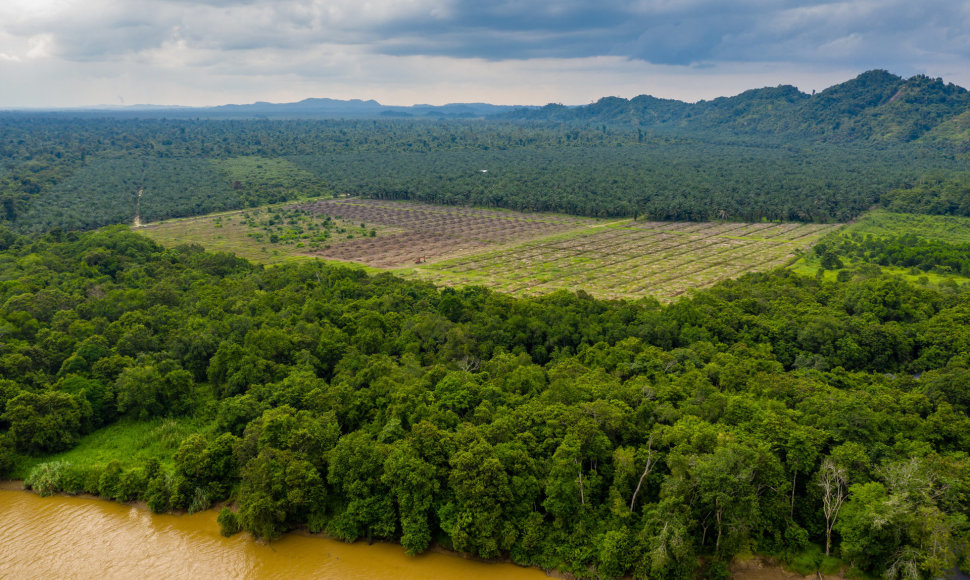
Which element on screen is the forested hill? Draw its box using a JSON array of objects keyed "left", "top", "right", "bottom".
[{"left": 501, "top": 70, "right": 970, "bottom": 144}]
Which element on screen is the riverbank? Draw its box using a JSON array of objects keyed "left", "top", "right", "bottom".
[
  {"left": 1, "top": 482, "right": 854, "bottom": 580},
  {"left": 0, "top": 487, "right": 550, "bottom": 579},
  {"left": 730, "top": 556, "right": 844, "bottom": 580}
]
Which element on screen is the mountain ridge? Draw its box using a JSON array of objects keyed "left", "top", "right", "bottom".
[
  {"left": 6, "top": 70, "right": 969, "bottom": 145},
  {"left": 499, "top": 70, "right": 970, "bottom": 144}
]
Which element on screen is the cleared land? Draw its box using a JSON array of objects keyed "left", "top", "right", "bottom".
[
  {"left": 137, "top": 204, "right": 395, "bottom": 266},
  {"left": 140, "top": 198, "right": 839, "bottom": 301},
  {"left": 409, "top": 220, "right": 839, "bottom": 300},
  {"left": 292, "top": 198, "right": 600, "bottom": 268}
]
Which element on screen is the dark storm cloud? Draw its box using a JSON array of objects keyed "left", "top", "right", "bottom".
[
  {"left": 371, "top": 0, "right": 970, "bottom": 66},
  {"left": 3, "top": 0, "right": 967, "bottom": 69}
]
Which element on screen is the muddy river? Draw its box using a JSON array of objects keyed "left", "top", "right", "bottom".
[{"left": 0, "top": 488, "right": 547, "bottom": 579}]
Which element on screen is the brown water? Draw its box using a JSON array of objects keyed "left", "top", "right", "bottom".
[{"left": 0, "top": 488, "right": 548, "bottom": 579}]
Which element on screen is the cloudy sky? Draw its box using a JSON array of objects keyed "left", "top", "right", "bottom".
[{"left": 1, "top": 0, "right": 968, "bottom": 108}]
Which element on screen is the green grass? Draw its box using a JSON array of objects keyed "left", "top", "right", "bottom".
[
  {"left": 791, "top": 259, "right": 970, "bottom": 288},
  {"left": 137, "top": 199, "right": 390, "bottom": 270},
  {"left": 9, "top": 415, "right": 214, "bottom": 479}
]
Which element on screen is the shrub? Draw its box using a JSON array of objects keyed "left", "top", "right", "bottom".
[
  {"left": 0, "top": 435, "right": 13, "bottom": 477},
  {"left": 218, "top": 507, "right": 241, "bottom": 537},
  {"left": 145, "top": 472, "right": 173, "bottom": 513},
  {"left": 117, "top": 468, "right": 148, "bottom": 502},
  {"left": 98, "top": 460, "right": 123, "bottom": 498},
  {"left": 25, "top": 461, "right": 69, "bottom": 496}
]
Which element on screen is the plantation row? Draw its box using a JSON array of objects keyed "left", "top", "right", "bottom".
[
  {"left": 293, "top": 198, "right": 602, "bottom": 268},
  {"left": 415, "top": 222, "right": 839, "bottom": 301}
]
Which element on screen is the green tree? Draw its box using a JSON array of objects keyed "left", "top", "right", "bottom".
[
  {"left": 2, "top": 390, "right": 87, "bottom": 453},
  {"left": 327, "top": 432, "right": 395, "bottom": 542},
  {"left": 238, "top": 448, "right": 325, "bottom": 540},
  {"left": 382, "top": 440, "right": 439, "bottom": 554},
  {"left": 443, "top": 440, "right": 512, "bottom": 558}
]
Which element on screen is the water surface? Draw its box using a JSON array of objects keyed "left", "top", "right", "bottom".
[{"left": 0, "top": 489, "right": 547, "bottom": 579}]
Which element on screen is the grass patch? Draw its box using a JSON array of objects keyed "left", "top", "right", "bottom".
[
  {"left": 217, "top": 156, "right": 330, "bottom": 201},
  {"left": 10, "top": 415, "right": 214, "bottom": 479},
  {"left": 137, "top": 199, "right": 390, "bottom": 268}
]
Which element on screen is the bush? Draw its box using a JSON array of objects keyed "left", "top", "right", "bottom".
[
  {"left": 189, "top": 486, "right": 212, "bottom": 514},
  {"left": 59, "top": 463, "right": 99, "bottom": 494},
  {"left": 98, "top": 460, "right": 123, "bottom": 498},
  {"left": 24, "top": 460, "right": 69, "bottom": 496},
  {"left": 790, "top": 545, "right": 824, "bottom": 576},
  {"left": 145, "top": 473, "right": 173, "bottom": 513},
  {"left": 705, "top": 560, "right": 731, "bottom": 580},
  {"left": 218, "top": 507, "right": 241, "bottom": 537},
  {"left": 117, "top": 468, "right": 148, "bottom": 502},
  {"left": 819, "top": 556, "right": 843, "bottom": 575}
]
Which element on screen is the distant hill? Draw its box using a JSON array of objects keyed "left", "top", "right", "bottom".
[
  {"left": 30, "top": 99, "right": 530, "bottom": 120},
  {"left": 10, "top": 70, "right": 969, "bottom": 145},
  {"left": 207, "top": 98, "right": 526, "bottom": 119},
  {"left": 499, "top": 70, "right": 970, "bottom": 144}
]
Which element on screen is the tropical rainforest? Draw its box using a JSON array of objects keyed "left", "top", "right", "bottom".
[{"left": 1, "top": 70, "right": 969, "bottom": 579}]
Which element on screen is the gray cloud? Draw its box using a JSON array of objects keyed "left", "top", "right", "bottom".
[
  {"left": 0, "top": 0, "right": 968, "bottom": 107},
  {"left": 371, "top": 0, "right": 970, "bottom": 67},
  {"left": 3, "top": 0, "right": 968, "bottom": 66}
]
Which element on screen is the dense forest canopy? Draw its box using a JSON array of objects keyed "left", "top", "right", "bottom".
[{"left": 0, "top": 227, "right": 967, "bottom": 579}]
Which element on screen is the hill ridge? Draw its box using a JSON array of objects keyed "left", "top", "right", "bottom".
[{"left": 499, "top": 70, "right": 970, "bottom": 144}]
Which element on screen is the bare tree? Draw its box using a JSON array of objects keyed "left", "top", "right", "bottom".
[
  {"left": 575, "top": 458, "right": 585, "bottom": 505},
  {"left": 630, "top": 434, "right": 655, "bottom": 512},
  {"left": 818, "top": 458, "right": 848, "bottom": 557}
]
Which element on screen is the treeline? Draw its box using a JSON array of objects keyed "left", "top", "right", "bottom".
[
  {"left": 881, "top": 172, "right": 970, "bottom": 217},
  {"left": 1, "top": 227, "right": 968, "bottom": 578},
  {"left": 16, "top": 157, "right": 331, "bottom": 233},
  {"left": 1, "top": 115, "right": 967, "bottom": 231}
]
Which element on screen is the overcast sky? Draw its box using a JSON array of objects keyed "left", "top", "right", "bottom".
[{"left": 1, "top": 0, "right": 968, "bottom": 108}]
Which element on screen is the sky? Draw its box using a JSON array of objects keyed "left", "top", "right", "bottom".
[{"left": 0, "top": 0, "right": 968, "bottom": 108}]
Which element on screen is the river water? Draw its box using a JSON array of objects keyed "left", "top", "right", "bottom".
[{"left": 0, "top": 488, "right": 547, "bottom": 579}]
